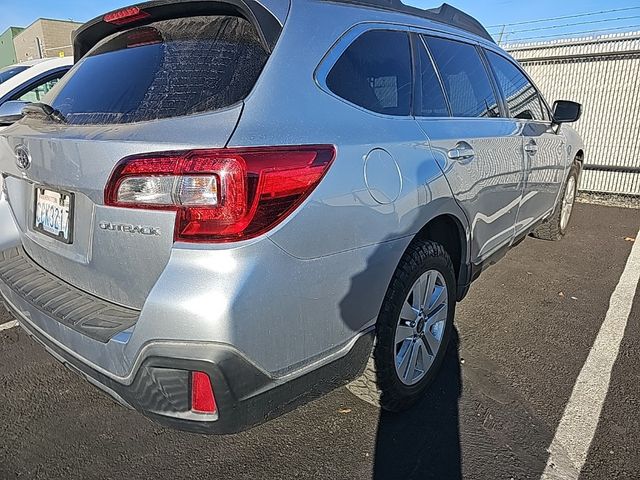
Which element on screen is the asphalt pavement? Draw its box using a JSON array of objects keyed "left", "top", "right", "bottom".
[{"left": 0, "top": 203, "right": 639, "bottom": 480}]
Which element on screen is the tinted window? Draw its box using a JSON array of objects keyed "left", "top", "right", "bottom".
[
  {"left": 49, "top": 16, "right": 269, "bottom": 125},
  {"left": 416, "top": 39, "right": 449, "bottom": 117},
  {"left": 327, "top": 30, "right": 412, "bottom": 116},
  {"left": 485, "top": 51, "right": 545, "bottom": 121},
  {"left": 0, "top": 65, "right": 29, "bottom": 85},
  {"left": 424, "top": 36, "right": 500, "bottom": 118}
]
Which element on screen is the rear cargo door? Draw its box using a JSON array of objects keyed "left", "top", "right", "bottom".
[{"left": 0, "top": 14, "right": 272, "bottom": 309}]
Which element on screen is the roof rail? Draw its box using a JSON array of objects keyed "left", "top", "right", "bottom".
[{"left": 322, "top": 1, "right": 495, "bottom": 43}]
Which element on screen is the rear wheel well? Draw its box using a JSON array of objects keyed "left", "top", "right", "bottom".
[{"left": 412, "top": 215, "right": 466, "bottom": 286}]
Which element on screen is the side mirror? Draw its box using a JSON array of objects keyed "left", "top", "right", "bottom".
[
  {"left": 0, "top": 100, "right": 30, "bottom": 126},
  {"left": 553, "top": 100, "right": 582, "bottom": 125}
]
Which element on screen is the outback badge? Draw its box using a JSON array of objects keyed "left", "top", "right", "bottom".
[{"left": 99, "top": 222, "right": 161, "bottom": 236}]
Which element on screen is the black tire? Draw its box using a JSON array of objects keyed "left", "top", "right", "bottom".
[
  {"left": 348, "top": 240, "right": 456, "bottom": 412},
  {"left": 532, "top": 162, "right": 580, "bottom": 241}
]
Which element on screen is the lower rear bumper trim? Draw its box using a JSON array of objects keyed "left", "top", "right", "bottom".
[{"left": 8, "top": 300, "right": 373, "bottom": 434}]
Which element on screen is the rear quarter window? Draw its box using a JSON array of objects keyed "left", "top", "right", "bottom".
[
  {"left": 326, "top": 30, "right": 413, "bottom": 116},
  {"left": 49, "top": 16, "right": 269, "bottom": 125}
]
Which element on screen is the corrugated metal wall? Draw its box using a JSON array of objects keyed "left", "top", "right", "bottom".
[{"left": 507, "top": 33, "right": 640, "bottom": 196}]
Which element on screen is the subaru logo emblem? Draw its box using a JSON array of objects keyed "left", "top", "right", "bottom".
[{"left": 15, "top": 144, "right": 31, "bottom": 171}]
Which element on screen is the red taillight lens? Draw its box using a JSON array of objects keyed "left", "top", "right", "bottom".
[
  {"left": 105, "top": 146, "right": 336, "bottom": 243},
  {"left": 191, "top": 371, "right": 217, "bottom": 414},
  {"left": 104, "top": 6, "right": 150, "bottom": 25}
]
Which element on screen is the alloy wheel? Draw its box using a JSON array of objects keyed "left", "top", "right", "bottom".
[
  {"left": 394, "top": 270, "right": 448, "bottom": 386},
  {"left": 560, "top": 176, "right": 577, "bottom": 232}
]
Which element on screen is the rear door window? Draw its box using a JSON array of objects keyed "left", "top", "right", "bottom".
[
  {"left": 49, "top": 16, "right": 269, "bottom": 125},
  {"left": 424, "top": 36, "right": 500, "bottom": 118},
  {"left": 485, "top": 50, "right": 546, "bottom": 121},
  {"left": 326, "top": 30, "right": 412, "bottom": 116},
  {"left": 415, "top": 37, "right": 449, "bottom": 117}
]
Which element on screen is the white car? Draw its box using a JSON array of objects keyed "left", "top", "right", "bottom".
[
  {"left": 0, "top": 57, "right": 72, "bottom": 193},
  {"left": 0, "top": 57, "right": 73, "bottom": 128}
]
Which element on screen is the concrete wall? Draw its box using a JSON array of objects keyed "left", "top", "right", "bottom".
[
  {"left": 0, "top": 27, "right": 24, "bottom": 68},
  {"left": 508, "top": 32, "right": 640, "bottom": 196},
  {"left": 13, "top": 19, "right": 81, "bottom": 62}
]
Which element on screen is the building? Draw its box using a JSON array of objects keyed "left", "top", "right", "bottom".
[
  {"left": 13, "top": 19, "right": 83, "bottom": 63},
  {"left": 507, "top": 32, "right": 640, "bottom": 196},
  {"left": 0, "top": 27, "right": 24, "bottom": 68}
]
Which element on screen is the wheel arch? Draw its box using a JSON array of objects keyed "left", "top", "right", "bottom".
[{"left": 408, "top": 212, "right": 470, "bottom": 302}]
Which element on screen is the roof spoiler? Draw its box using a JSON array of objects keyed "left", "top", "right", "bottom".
[
  {"left": 324, "top": 1, "right": 495, "bottom": 43},
  {"left": 73, "top": 0, "right": 285, "bottom": 60}
]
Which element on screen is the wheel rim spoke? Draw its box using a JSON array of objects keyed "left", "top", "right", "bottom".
[
  {"left": 423, "top": 271, "right": 437, "bottom": 307},
  {"left": 426, "top": 304, "right": 447, "bottom": 329},
  {"left": 424, "top": 328, "right": 441, "bottom": 355},
  {"left": 395, "top": 325, "right": 414, "bottom": 346},
  {"left": 427, "top": 285, "right": 446, "bottom": 313},
  {"left": 416, "top": 337, "right": 432, "bottom": 374},
  {"left": 412, "top": 276, "right": 427, "bottom": 310},
  {"left": 400, "top": 301, "right": 418, "bottom": 322},
  {"left": 396, "top": 340, "right": 414, "bottom": 381},
  {"left": 405, "top": 340, "right": 421, "bottom": 383}
]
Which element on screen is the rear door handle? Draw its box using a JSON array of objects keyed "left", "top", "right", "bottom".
[
  {"left": 524, "top": 142, "right": 539, "bottom": 155},
  {"left": 448, "top": 145, "right": 475, "bottom": 161}
]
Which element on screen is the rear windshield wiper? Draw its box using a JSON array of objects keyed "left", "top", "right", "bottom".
[{"left": 22, "top": 102, "right": 67, "bottom": 124}]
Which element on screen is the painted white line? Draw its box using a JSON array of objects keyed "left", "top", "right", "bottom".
[
  {"left": 542, "top": 230, "right": 640, "bottom": 480},
  {"left": 0, "top": 320, "right": 18, "bottom": 332}
]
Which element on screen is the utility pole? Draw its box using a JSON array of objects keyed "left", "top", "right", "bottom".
[{"left": 497, "top": 25, "right": 506, "bottom": 45}]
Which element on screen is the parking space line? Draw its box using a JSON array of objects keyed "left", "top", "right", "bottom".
[
  {"left": 542, "top": 230, "right": 640, "bottom": 480},
  {"left": 0, "top": 320, "right": 18, "bottom": 332}
]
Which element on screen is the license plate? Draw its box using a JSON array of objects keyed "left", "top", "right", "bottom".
[{"left": 33, "top": 187, "right": 74, "bottom": 244}]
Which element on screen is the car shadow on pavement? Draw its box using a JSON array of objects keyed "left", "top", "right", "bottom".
[{"left": 372, "top": 329, "right": 462, "bottom": 480}]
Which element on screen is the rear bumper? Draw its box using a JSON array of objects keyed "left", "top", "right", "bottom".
[
  {"left": 5, "top": 295, "right": 372, "bottom": 434},
  {"left": 0, "top": 193, "right": 380, "bottom": 433},
  {"left": 0, "top": 247, "right": 139, "bottom": 342}
]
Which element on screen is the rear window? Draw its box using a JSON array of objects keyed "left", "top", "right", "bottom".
[
  {"left": 0, "top": 65, "right": 29, "bottom": 85},
  {"left": 49, "top": 16, "right": 269, "bottom": 125}
]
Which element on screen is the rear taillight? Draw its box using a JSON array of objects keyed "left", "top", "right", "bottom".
[{"left": 104, "top": 146, "right": 336, "bottom": 243}]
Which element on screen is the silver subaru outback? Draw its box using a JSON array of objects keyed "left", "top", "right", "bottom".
[{"left": 0, "top": 0, "right": 584, "bottom": 433}]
